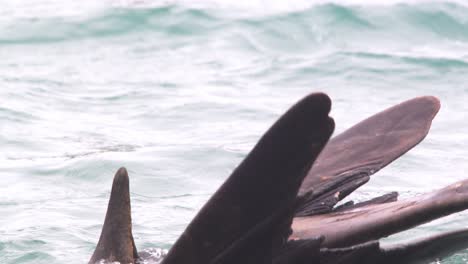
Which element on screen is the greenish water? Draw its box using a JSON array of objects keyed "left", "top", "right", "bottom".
[{"left": 1, "top": 0, "right": 468, "bottom": 263}]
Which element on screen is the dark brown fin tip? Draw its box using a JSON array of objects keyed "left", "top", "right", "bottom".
[
  {"left": 418, "top": 95, "right": 441, "bottom": 110},
  {"left": 408, "top": 95, "right": 441, "bottom": 123},
  {"left": 114, "top": 167, "right": 129, "bottom": 185},
  {"left": 89, "top": 167, "right": 138, "bottom": 264}
]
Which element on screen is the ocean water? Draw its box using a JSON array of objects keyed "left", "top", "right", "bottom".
[{"left": 1, "top": 0, "right": 468, "bottom": 263}]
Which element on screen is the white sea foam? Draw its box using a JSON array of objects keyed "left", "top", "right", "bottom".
[{"left": 1, "top": 0, "right": 468, "bottom": 19}]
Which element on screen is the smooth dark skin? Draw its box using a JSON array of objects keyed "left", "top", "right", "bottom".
[
  {"left": 162, "top": 93, "right": 334, "bottom": 264},
  {"left": 89, "top": 93, "right": 335, "bottom": 264},
  {"left": 89, "top": 167, "right": 137, "bottom": 264},
  {"left": 295, "top": 96, "right": 441, "bottom": 216},
  {"left": 89, "top": 94, "right": 468, "bottom": 264},
  {"left": 292, "top": 178, "right": 468, "bottom": 247}
]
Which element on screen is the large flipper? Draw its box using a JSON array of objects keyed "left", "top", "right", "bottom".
[
  {"left": 296, "top": 96, "right": 440, "bottom": 216},
  {"left": 291, "top": 178, "right": 468, "bottom": 248},
  {"left": 161, "top": 93, "right": 335, "bottom": 264},
  {"left": 89, "top": 167, "right": 138, "bottom": 264}
]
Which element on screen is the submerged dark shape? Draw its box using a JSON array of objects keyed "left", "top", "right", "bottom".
[{"left": 89, "top": 93, "right": 468, "bottom": 264}]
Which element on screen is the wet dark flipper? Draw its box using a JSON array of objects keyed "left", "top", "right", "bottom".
[
  {"left": 292, "top": 178, "right": 468, "bottom": 248},
  {"left": 297, "top": 96, "right": 440, "bottom": 216},
  {"left": 162, "top": 93, "right": 335, "bottom": 264}
]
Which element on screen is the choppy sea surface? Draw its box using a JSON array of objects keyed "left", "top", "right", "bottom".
[{"left": 1, "top": 0, "right": 468, "bottom": 263}]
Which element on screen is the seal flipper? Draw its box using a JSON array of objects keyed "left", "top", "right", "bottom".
[
  {"left": 296, "top": 96, "right": 440, "bottom": 216},
  {"left": 162, "top": 93, "right": 334, "bottom": 264},
  {"left": 291, "top": 178, "right": 468, "bottom": 248},
  {"left": 89, "top": 167, "right": 138, "bottom": 264}
]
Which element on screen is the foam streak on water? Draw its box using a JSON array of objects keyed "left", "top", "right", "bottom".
[{"left": 1, "top": 1, "right": 468, "bottom": 263}]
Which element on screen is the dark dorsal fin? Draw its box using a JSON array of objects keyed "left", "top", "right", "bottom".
[
  {"left": 296, "top": 96, "right": 440, "bottom": 216},
  {"left": 89, "top": 167, "right": 138, "bottom": 264},
  {"left": 291, "top": 178, "right": 468, "bottom": 248},
  {"left": 161, "top": 93, "right": 334, "bottom": 264}
]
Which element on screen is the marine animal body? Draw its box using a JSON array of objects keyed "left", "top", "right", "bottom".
[{"left": 89, "top": 93, "right": 468, "bottom": 264}]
